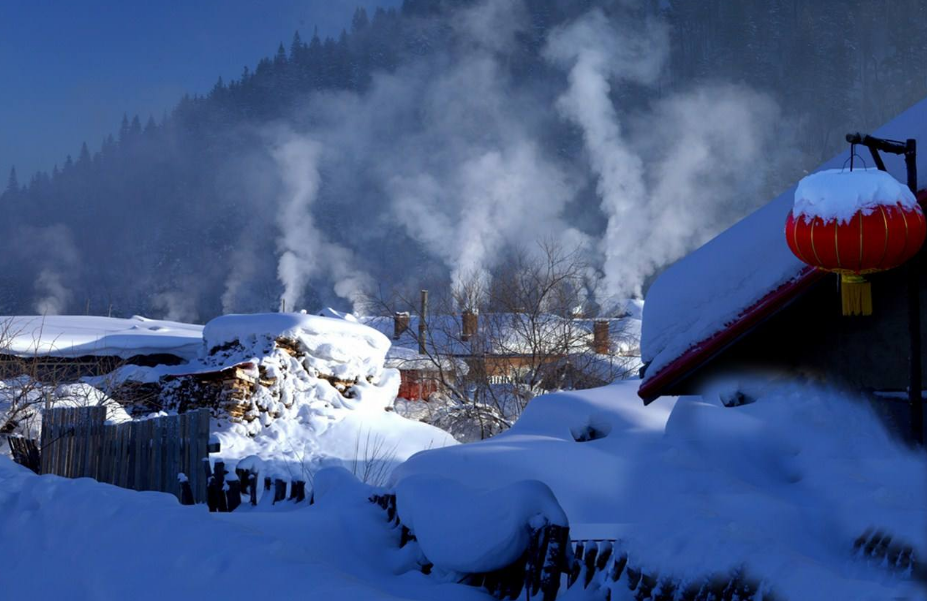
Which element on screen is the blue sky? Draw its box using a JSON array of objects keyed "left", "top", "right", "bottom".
[{"left": 0, "top": 0, "right": 400, "bottom": 182}]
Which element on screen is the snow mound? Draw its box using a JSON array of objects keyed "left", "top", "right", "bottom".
[
  {"left": 191, "top": 314, "right": 457, "bottom": 482},
  {"left": 0, "top": 315, "right": 203, "bottom": 360},
  {"left": 396, "top": 476, "right": 567, "bottom": 574},
  {"left": 794, "top": 168, "right": 916, "bottom": 223},
  {"left": 0, "top": 458, "right": 484, "bottom": 600},
  {"left": 394, "top": 379, "right": 926, "bottom": 600},
  {"left": 203, "top": 313, "right": 390, "bottom": 381}
]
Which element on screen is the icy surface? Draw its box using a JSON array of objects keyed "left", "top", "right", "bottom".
[
  {"left": 394, "top": 379, "right": 926, "bottom": 600},
  {"left": 0, "top": 315, "right": 203, "bottom": 360},
  {"left": 643, "top": 98, "right": 927, "bottom": 383},
  {"left": 396, "top": 476, "right": 567, "bottom": 573},
  {"left": 794, "top": 168, "right": 916, "bottom": 223}
]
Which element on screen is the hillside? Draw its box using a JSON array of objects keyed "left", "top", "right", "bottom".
[{"left": 2, "top": 0, "right": 927, "bottom": 320}]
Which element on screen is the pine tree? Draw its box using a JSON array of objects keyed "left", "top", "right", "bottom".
[
  {"left": 290, "top": 31, "right": 304, "bottom": 61},
  {"left": 78, "top": 142, "right": 92, "bottom": 168},
  {"left": 118, "top": 113, "right": 130, "bottom": 143},
  {"left": 352, "top": 7, "right": 369, "bottom": 33},
  {"left": 130, "top": 115, "right": 142, "bottom": 136},
  {"left": 5, "top": 166, "right": 18, "bottom": 195}
]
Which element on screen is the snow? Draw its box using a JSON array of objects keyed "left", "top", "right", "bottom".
[
  {"left": 0, "top": 315, "right": 203, "bottom": 360},
  {"left": 204, "top": 312, "right": 390, "bottom": 381},
  {"left": 393, "top": 379, "right": 926, "bottom": 600},
  {"left": 794, "top": 167, "right": 916, "bottom": 223},
  {"left": 0, "top": 458, "right": 489, "bottom": 601},
  {"left": 215, "top": 399, "right": 457, "bottom": 485},
  {"left": 189, "top": 312, "right": 457, "bottom": 482},
  {"left": 395, "top": 476, "right": 567, "bottom": 573}
]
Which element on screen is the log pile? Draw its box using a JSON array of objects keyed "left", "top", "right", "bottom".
[{"left": 161, "top": 365, "right": 256, "bottom": 420}]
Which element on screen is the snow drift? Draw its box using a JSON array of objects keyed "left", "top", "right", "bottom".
[{"left": 393, "top": 379, "right": 926, "bottom": 600}]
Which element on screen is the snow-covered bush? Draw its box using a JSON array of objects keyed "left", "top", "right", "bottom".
[{"left": 0, "top": 379, "right": 128, "bottom": 448}]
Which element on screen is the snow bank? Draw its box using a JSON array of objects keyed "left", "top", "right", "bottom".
[
  {"left": 396, "top": 476, "right": 567, "bottom": 573},
  {"left": 0, "top": 315, "right": 203, "bottom": 360},
  {"left": 643, "top": 97, "right": 927, "bottom": 384},
  {"left": 394, "top": 379, "right": 926, "bottom": 600},
  {"left": 204, "top": 313, "right": 390, "bottom": 381},
  {"left": 215, "top": 396, "right": 456, "bottom": 484},
  {"left": 794, "top": 168, "right": 916, "bottom": 223},
  {"left": 0, "top": 458, "right": 485, "bottom": 601}
]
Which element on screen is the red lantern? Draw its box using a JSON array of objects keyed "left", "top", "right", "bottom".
[{"left": 785, "top": 197, "right": 926, "bottom": 316}]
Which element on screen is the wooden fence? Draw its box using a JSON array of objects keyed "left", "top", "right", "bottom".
[
  {"left": 369, "top": 494, "right": 776, "bottom": 601},
  {"left": 40, "top": 407, "right": 211, "bottom": 504}
]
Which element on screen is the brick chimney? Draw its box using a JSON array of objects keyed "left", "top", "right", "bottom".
[
  {"left": 461, "top": 310, "right": 478, "bottom": 342},
  {"left": 393, "top": 312, "right": 410, "bottom": 340},
  {"left": 593, "top": 320, "right": 610, "bottom": 354}
]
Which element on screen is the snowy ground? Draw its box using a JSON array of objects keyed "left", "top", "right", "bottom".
[
  {"left": 2, "top": 311, "right": 924, "bottom": 600},
  {"left": 1, "top": 377, "right": 924, "bottom": 599},
  {"left": 395, "top": 378, "right": 927, "bottom": 600},
  {"left": 0, "top": 457, "right": 490, "bottom": 601}
]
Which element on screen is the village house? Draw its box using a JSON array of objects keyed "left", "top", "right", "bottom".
[
  {"left": 639, "top": 97, "right": 927, "bottom": 442},
  {"left": 362, "top": 303, "right": 642, "bottom": 401},
  {"left": 0, "top": 315, "right": 202, "bottom": 381}
]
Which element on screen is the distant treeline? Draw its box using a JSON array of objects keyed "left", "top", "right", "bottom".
[{"left": 2, "top": 0, "right": 925, "bottom": 319}]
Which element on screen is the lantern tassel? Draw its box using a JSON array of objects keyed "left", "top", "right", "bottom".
[{"left": 841, "top": 274, "right": 872, "bottom": 316}]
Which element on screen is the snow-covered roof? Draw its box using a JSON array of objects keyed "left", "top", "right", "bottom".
[
  {"left": 0, "top": 315, "right": 203, "bottom": 360},
  {"left": 640, "top": 97, "right": 927, "bottom": 400},
  {"left": 361, "top": 311, "right": 641, "bottom": 359}
]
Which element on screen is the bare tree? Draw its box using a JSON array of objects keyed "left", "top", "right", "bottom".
[
  {"left": 0, "top": 317, "right": 126, "bottom": 446},
  {"left": 369, "top": 240, "right": 639, "bottom": 440}
]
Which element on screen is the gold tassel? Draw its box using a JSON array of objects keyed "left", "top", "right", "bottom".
[{"left": 841, "top": 274, "right": 872, "bottom": 316}]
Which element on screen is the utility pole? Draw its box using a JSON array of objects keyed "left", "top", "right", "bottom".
[{"left": 419, "top": 289, "right": 428, "bottom": 355}]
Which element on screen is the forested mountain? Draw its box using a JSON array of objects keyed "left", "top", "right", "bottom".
[{"left": 3, "top": 0, "right": 926, "bottom": 321}]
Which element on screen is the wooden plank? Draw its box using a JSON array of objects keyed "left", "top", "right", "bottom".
[
  {"left": 75, "top": 408, "right": 85, "bottom": 478},
  {"left": 52, "top": 409, "right": 61, "bottom": 476},
  {"left": 183, "top": 413, "right": 192, "bottom": 498},
  {"left": 99, "top": 425, "right": 109, "bottom": 484},
  {"left": 148, "top": 418, "right": 157, "bottom": 492},
  {"left": 197, "top": 410, "right": 209, "bottom": 504},
  {"left": 63, "top": 409, "right": 73, "bottom": 478},
  {"left": 39, "top": 408, "right": 49, "bottom": 475},
  {"left": 91, "top": 406, "right": 104, "bottom": 480},
  {"left": 119, "top": 422, "right": 129, "bottom": 488},
  {"left": 152, "top": 418, "right": 163, "bottom": 493},
  {"left": 167, "top": 415, "right": 179, "bottom": 499},
  {"left": 112, "top": 423, "right": 121, "bottom": 487},
  {"left": 54, "top": 409, "right": 64, "bottom": 476},
  {"left": 57, "top": 409, "right": 66, "bottom": 478},
  {"left": 39, "top": 409, "right": 50, "bottom": 475}
]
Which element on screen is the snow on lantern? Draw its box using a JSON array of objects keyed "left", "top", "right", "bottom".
[{"left": 785, "top": 168, "right": 926, "bottom": 316}]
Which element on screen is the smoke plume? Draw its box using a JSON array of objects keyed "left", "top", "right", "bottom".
[{"left": 5, "top": 0, "right": 796, "bottom": 319}]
